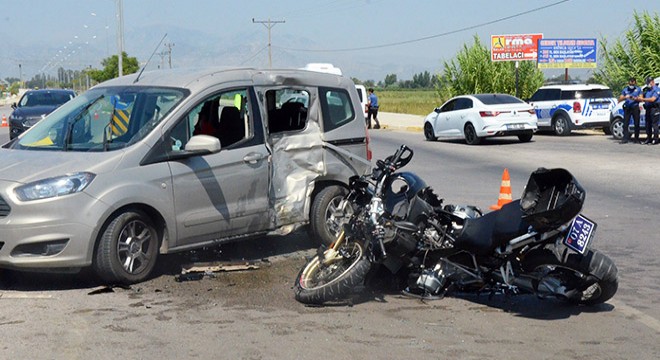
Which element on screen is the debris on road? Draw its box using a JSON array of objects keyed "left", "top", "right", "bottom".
[
  {"left": 87, "top": 284, "right": 131, "bottom": 295},
  {"left": 175, "top": 261, "right": 263, "bottom": 282}
]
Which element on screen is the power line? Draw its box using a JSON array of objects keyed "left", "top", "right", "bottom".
[
  {"left": 240, "top": 45, "right": 269, "bottom": 66},
  {"left": 275, "top": 0, "right": 570, "bottom": 53},
  {"left": 252, "top": 18, "right": 285, "bottom": 68}
]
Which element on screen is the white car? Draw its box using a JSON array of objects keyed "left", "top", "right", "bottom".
[{"left": 423, "top": 93, "right": 538, "bottom": 145}]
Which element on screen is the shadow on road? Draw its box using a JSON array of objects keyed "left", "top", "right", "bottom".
[
  {"left": 302, "top": 266, "right": 616, "bottom": 319},
  {"left": 0, "top": 229, "right": 316, "bottom": 292}
]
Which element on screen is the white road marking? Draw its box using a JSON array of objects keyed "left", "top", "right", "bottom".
[
  {"left": 612, "top": 299, "right": 660, "bottom": 333},
  {"left": 0, "top": 292, "right": 54, "bottom": 299}
]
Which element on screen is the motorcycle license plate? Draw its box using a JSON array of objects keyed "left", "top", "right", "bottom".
[{"left": 564, "top": 214, "right": 596, "bottom": 254}]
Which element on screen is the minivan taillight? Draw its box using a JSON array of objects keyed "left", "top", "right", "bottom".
[{"left": 573, "top": 101, "right": 581, "bottom": 113}]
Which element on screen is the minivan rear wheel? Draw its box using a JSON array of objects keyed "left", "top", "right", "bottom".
[
  {"left": 310, "top": 185, "right": 349, "bottom": 246},
  {"left": 94, "top": 210, "right": 159, "bottom": 284}
]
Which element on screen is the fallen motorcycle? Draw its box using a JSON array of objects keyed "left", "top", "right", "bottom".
[{"left": 294, "top": 145, "right": 618, "bottom": 306}]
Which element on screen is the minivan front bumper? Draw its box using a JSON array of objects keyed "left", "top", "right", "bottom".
[{"left": 0, "top": 182, "right": 109, "bottom": 270}]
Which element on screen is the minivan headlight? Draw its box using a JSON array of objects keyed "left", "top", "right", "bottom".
[{"left": 15, "top": 172, "right": 96, "bottom": 201}]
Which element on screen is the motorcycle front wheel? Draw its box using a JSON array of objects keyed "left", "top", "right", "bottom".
[
  {"left": 522, "top": 248, "right": 618, "bottom": 305},
  {"left": 294, "top": 240, "right": 371, "bottom": 305}
]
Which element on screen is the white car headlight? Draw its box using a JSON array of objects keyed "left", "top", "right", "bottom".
[{"left": 15, "top": 172, "right": 96, "bottom": 201}]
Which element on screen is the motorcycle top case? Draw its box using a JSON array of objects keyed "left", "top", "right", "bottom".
[{"left": 520, "top": 168, "right": 585, "bottom": 231}]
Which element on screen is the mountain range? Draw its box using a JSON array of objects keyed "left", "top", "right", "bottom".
[{"left": 3, "top": 25, "right": 433, "bottom": 83}]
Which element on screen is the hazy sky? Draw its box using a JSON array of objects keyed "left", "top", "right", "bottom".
[{"left": 2, "top": 0, "right": 659, "bottom": 81}]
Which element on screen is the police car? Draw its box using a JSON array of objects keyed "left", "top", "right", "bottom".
[
  {"left": 609, "top": 76, "right": 660, "bottom": 140},
  {"left": 528, "top": 84, "right": 617, "bottom": 136}
]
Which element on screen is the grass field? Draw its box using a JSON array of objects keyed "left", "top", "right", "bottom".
[{"left": 377, "top": 89, "right": 442, "bottom": 115}]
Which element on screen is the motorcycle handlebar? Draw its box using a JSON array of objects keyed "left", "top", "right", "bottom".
[{"left": 373, "top": 145, "right": 414, "bottom": 181}]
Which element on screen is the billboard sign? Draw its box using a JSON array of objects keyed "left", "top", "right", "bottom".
[
  {"left": 491, "top": 33, "right": 543, "bottom": 62},
  {"left": 537, "top": 38, "right": 597, "bottom": 68}
]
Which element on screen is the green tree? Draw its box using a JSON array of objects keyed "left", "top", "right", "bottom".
[
  {"left": 384, "top": 73, "right": 397, "bottom": 87},
  {"left": 412, "top": 71, "right": 432, "bottom": 88},
  {"left": 89, "top": 52, "right": 140, "bottom": 83},
  {"left": 436, "top": 35, "right": 544, "bottom": 101},
  {"left": 9, "top": 82, "right": 20, "bottom": 95},
  {"left": 594, "top": 11, "right": 660, "bottom": 90}
]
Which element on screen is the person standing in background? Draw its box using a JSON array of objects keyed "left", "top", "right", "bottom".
[
  {"left": 366, "top": 88, "right": 380, "bottom": 129},
  {"left": 638, "top": 77, "right": 660, "bottom": 145},
  {"left": 618, "top": 77, "right": 642, "bottom": 144}
]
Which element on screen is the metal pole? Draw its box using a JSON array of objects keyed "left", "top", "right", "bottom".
[
  {"left": 165, "top": 42, "right": 174, "bottom": 68},
  {"left": 19, "top": 64, "right": 22, "bottom": 88},
  {"left": 252, "top": 18, "right": 285, "bottom": 68},
  {"left": 515, "top": 61, "right": 520, "bottom": 98},
  {"left": 117, "top": 0, "right": 124, "bottom": 77}
]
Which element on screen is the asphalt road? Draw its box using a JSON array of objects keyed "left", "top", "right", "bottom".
[{"left": 0, "top": 106, "right": 659, "bottom": 359}]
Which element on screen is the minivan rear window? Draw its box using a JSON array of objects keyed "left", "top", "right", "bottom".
[{"left": 319, "top": 87, "right": 355, "bottom": 132}]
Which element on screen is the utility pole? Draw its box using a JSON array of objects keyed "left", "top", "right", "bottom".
[
  {"left": 116, "top": 0, "right": 124, "bottom": 77},
  {"left": 252, "top": 18, "right": 285, "bottom": 68},
  {"left": 164, "top": 42, "right": 174, "bottom": 68}
]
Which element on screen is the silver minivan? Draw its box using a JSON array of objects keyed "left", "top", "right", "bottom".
[{"left": 0, "top": 67, "right": 371, "bottom": 283}]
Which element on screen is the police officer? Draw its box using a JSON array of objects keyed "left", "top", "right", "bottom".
[
  {"left": 638, "top": 77, "right": 660, "bottom": 145},
  {"left": 618, "top": 77, "right": 642, "bottom": 144},
  {"left": 366, "top": 88, "right": 380, "bottom": 129}
]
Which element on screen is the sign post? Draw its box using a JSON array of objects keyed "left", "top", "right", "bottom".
[
  {"left": 537, "top": 38, "right": 598, "bottom": 81},
  {"left": 491, "top": 33, "right": 543, "bottom": 98}
]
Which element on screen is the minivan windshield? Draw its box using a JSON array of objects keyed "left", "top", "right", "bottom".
[{"left": 11, "top": 86, "right": 186, "bottom": 152}]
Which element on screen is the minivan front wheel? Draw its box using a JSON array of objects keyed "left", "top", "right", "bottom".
[
  {"left": 310, "top": 185, "right": 349, "bottom": 246},
  {"left": 94, "top": 210, "right": 159, "bottom": 284}
]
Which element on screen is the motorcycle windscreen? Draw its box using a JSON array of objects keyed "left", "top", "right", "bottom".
[{"left": 520, "top": 168, "right": 585, "bottom": 231}]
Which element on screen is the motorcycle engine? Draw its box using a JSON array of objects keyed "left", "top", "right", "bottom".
[
  {"left": 415, "top": 263, "right": 447, "bottom": 294},
  {"left": 383, "top": 225, "right": 417, "bottom": 257}
]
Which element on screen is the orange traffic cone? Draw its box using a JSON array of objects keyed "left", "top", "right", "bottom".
[
  {"left": 489, "top": 168, "right": 512, "bottom": 210},
  {"left": 1, "top": 114, "right": 7, "bottom": 127}
]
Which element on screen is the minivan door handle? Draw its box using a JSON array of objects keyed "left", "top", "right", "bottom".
[{"left": 243, "top": 152, "right": 265, "bottom": 164}]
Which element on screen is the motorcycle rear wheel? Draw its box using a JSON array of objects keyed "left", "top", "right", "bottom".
[
  {"left": 294, "top": 241, "right": 371, "bottom": 305},
  {"left": 522, "top": 248, "right": 618, "bottom": 305}
]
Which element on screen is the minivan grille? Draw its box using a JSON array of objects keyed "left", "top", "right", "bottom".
[{"left": 0, "top": 195, "right": 10, "bottom": 217}]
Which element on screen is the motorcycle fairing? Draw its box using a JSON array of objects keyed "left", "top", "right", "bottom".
[{"left": 454, "top": 200, "right": 530, "bottom": 255}]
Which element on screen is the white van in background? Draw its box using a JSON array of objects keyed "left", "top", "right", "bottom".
[
  {"left": 354, "top": 85, "right": 368, "bottom": 118},
  {"left": 302, "top": 63, "right": 369, "bottom": 118}
]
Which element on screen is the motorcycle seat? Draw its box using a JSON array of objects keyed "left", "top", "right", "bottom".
[{"left": 455, "top": 200, "right": 530, "bottom": 256}]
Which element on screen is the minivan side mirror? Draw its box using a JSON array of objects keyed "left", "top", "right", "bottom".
[
  {"left": 434, "top": 107, "right": 441, "bottom": 113},
  {"left": 185, "top": 134, "right": 221, "bottom": 153},
  {"left": 141, "top": 135, "right": 222, "bottom": 165},
  {"left": 11, "top": 102, "right": 17, "bottom": 109}
]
